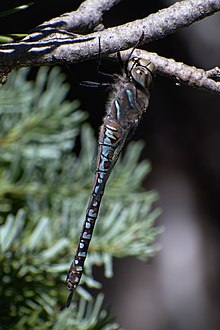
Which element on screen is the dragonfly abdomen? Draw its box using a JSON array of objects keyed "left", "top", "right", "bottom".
[{"left": 66, "top": 121, "right": 123, "bottom": 303}]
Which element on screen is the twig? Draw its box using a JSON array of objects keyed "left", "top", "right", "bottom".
[
  {"left": 35, "top": 0, "right": 122, "bottom": 33},
  {"left": 129, "top": 49, "right": 220, "bottom": 94}
]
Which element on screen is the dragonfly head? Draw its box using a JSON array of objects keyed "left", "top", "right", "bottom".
[{"left": 127, "top": 57, "right": 155, "bottom": 89}]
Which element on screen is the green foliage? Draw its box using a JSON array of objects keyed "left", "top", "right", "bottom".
[
  {"left": 0, "top": 3, "right": 32, "bottom": 18},
  {"left": 0, "top": 67, "right": 161, "bottom": 329},
  {"left": 0, "top": 3, "right": 33, "bottom": 43}
]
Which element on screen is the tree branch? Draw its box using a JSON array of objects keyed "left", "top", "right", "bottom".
[
  {"left": 0, "top": 0, "right": 220, "bottom": 93},
  {"left": 36, "top": 0, "right": 122, "bottom": 33}
]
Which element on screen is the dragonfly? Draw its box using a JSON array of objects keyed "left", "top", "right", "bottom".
[{"left": 66, "top": 53, "right": 155, "bottom": 307}]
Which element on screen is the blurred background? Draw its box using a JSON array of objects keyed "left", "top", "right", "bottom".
[{"left": 0, "top": 1, "right": 219, "bottom": 329}]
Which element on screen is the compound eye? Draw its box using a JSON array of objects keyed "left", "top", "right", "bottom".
[
  {"left": 131, "top": 66, "right": 152, "bottom": 88},
  {"left": 128, "top": 57, "right": 154, "bottom": 88}
]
